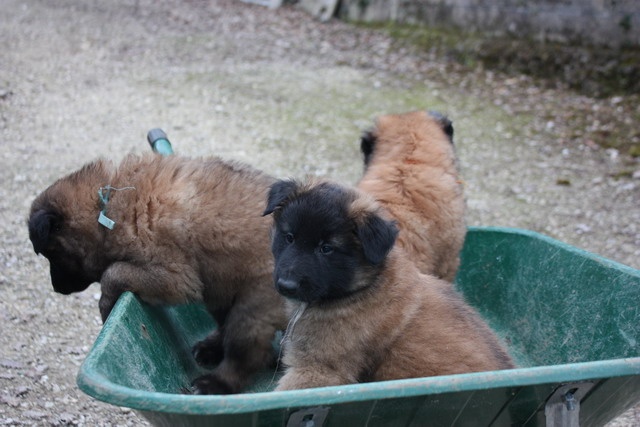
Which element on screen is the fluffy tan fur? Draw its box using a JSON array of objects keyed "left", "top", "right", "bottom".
[
  {"left": 275, "top": 184, "right": 513, "bottom": 391},
  {"left": 357, "top": 111, "right": 466, "bottom": 281},
  {"left": 29, "top": 153, "right": 287, "bottom": 394}
]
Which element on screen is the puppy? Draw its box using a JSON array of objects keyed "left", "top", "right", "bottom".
[
  {"left": 263, "top": 179, "right": 513, "bottom": 390},
  {"left": 358, "top": 110, "right": 466, "bottom": 282},
  {"left": 28, "top": 153, "right": 287, "bottom": 394}
]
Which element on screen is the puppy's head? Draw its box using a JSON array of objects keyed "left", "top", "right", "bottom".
[
  {"left": 361, "top": 110, "right": 454, "bottom": 167},
  {"left": 28, "top": 160, "right": 112, "bottom": 294},
  {"left": 263, "top": 179, "right": 398, "bottom": 304}
]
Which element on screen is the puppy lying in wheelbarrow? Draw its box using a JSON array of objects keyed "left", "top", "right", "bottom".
[
  {"left": 28, "top": 153, "right": 287, "bottom": 395},
  {"left": 263, "top": 179, "right": 514, "bottom": 390}
]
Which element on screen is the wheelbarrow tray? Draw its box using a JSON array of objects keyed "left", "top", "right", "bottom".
[{"left": 76, "top": 227, "right": 640, "bottom": 426}]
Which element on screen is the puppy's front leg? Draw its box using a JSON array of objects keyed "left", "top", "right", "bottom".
[
  {"left": 99, "top": 287, "right": 124, "bottom": 323},
  {"left": 275, "top": 366, "right": 356, "bottom": 391},
  {"left": 99, "top": 264, "right": 131, "bottom": 321},
  {"left": 99, "top": 261, "right": 200, "bottom": 322}
]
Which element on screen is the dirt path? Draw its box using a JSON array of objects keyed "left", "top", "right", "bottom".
[{"left": 1, "top": 1, "right": 638, "bottom": 425}]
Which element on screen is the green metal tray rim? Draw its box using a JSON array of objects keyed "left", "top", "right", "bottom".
[
  {"left": 77, "top": 357, "right": 640, "bottom": 415},
  {"left": 76, "top": 226, "right": 640, "bottom": 415}
]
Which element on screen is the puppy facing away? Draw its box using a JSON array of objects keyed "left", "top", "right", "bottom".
[
  {"left": 263, "top": 179, "right": 513, "bottom": 391},
  {"left": 358, "top": 110, "right": 466, "bottom": 282},
  {"left": 28, "top": 153, "right": 287, "bottom": 394}
]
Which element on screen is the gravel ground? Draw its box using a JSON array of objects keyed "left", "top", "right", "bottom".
[{"left": 1, "top": 1, "right": 639, "bottom": 425}]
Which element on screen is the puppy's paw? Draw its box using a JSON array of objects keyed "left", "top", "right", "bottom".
[
  {"left": 192, "top": 333, "right": 224, "bottom": 367},
  {"left": 191, "top": 374, "right": 235, "bottom": 395}
]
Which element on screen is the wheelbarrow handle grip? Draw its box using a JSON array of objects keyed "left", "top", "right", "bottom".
[{"left": 147, "top": 128, "right": 174, "bottom": 156}]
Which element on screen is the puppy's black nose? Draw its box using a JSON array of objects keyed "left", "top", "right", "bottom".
[{"left": 276, "top": 278, "right": 299, "bottom": 297}]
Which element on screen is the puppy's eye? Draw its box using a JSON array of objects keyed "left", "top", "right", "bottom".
[
  {"left": 319, "top": 244, "right": 333, "bottom": 255},
  {"left": 285, "top": 233, "right": 294, "bottom": 244}
]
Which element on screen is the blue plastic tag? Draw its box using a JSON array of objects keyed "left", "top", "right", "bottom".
[{"left": 98, "top": 211, "right": 115, "bottom": 230}]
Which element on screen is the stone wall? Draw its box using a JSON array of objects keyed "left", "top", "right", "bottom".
[{"left": 337, "top": 0, "right": 639, "bottom": 47}]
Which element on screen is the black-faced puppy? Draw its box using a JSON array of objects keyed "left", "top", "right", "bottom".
[
  {"left": 263, "top": 179, "right": 513, "bottom": 390},
  {"left": 358, "top": 110, "right": 466, "bottom": 282},
  {"left": 28, "top": 153, "right": 287, "bottom": 394}
]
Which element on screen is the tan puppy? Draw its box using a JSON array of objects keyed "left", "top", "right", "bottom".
[
  {"left": 358, "top": 110, "right": 466, "bottom": 282},
  {"left": 263, "top": 179, "right": 513, "bottom": 390},
  {"left": 28, "top": 153, "right": 287, "bottom": 394}
]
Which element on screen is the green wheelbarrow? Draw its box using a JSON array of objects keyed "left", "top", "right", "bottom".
[{"left": 76, "top": 132, "right": 640, "bottom": 426}]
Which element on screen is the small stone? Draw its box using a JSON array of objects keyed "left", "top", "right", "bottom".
[
  {"left": 57, "top": 412, "right": 76, "bottom": 423},
  {"left": 14, "top": 386, "right": 29, "bottom": 397},
  {"left": 23, "top": 410, "right": 47, "bottom": 419},
  {"left": 575, "top": 224, "right": 592, "bottom": 234}
]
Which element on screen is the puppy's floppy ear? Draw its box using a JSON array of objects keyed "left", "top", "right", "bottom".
[
  {"left": 356, "top": 213, "right": 398, "bottom": 265},
  {"left": 263, "top": 179, "right": 299, "bottom": 216},
  {"left": 428, "top": 111, "right": 454, "bottom": 143},
  {"left": 28, "top": 209, "right": 62, "bottom": 254},
  {"left": 360, "top": 130, "right": 377, "bottom": 167}
]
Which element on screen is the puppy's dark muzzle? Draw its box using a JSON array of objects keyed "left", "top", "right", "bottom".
[
  {"left": 53, "top": 284, "right": 75, "bottom": 295},
  {"left": 276, "top": 278, "right": 300, "bottom": 299},
  {"left": 50, "top": 263, "right": 92, "bottom": 294}
]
